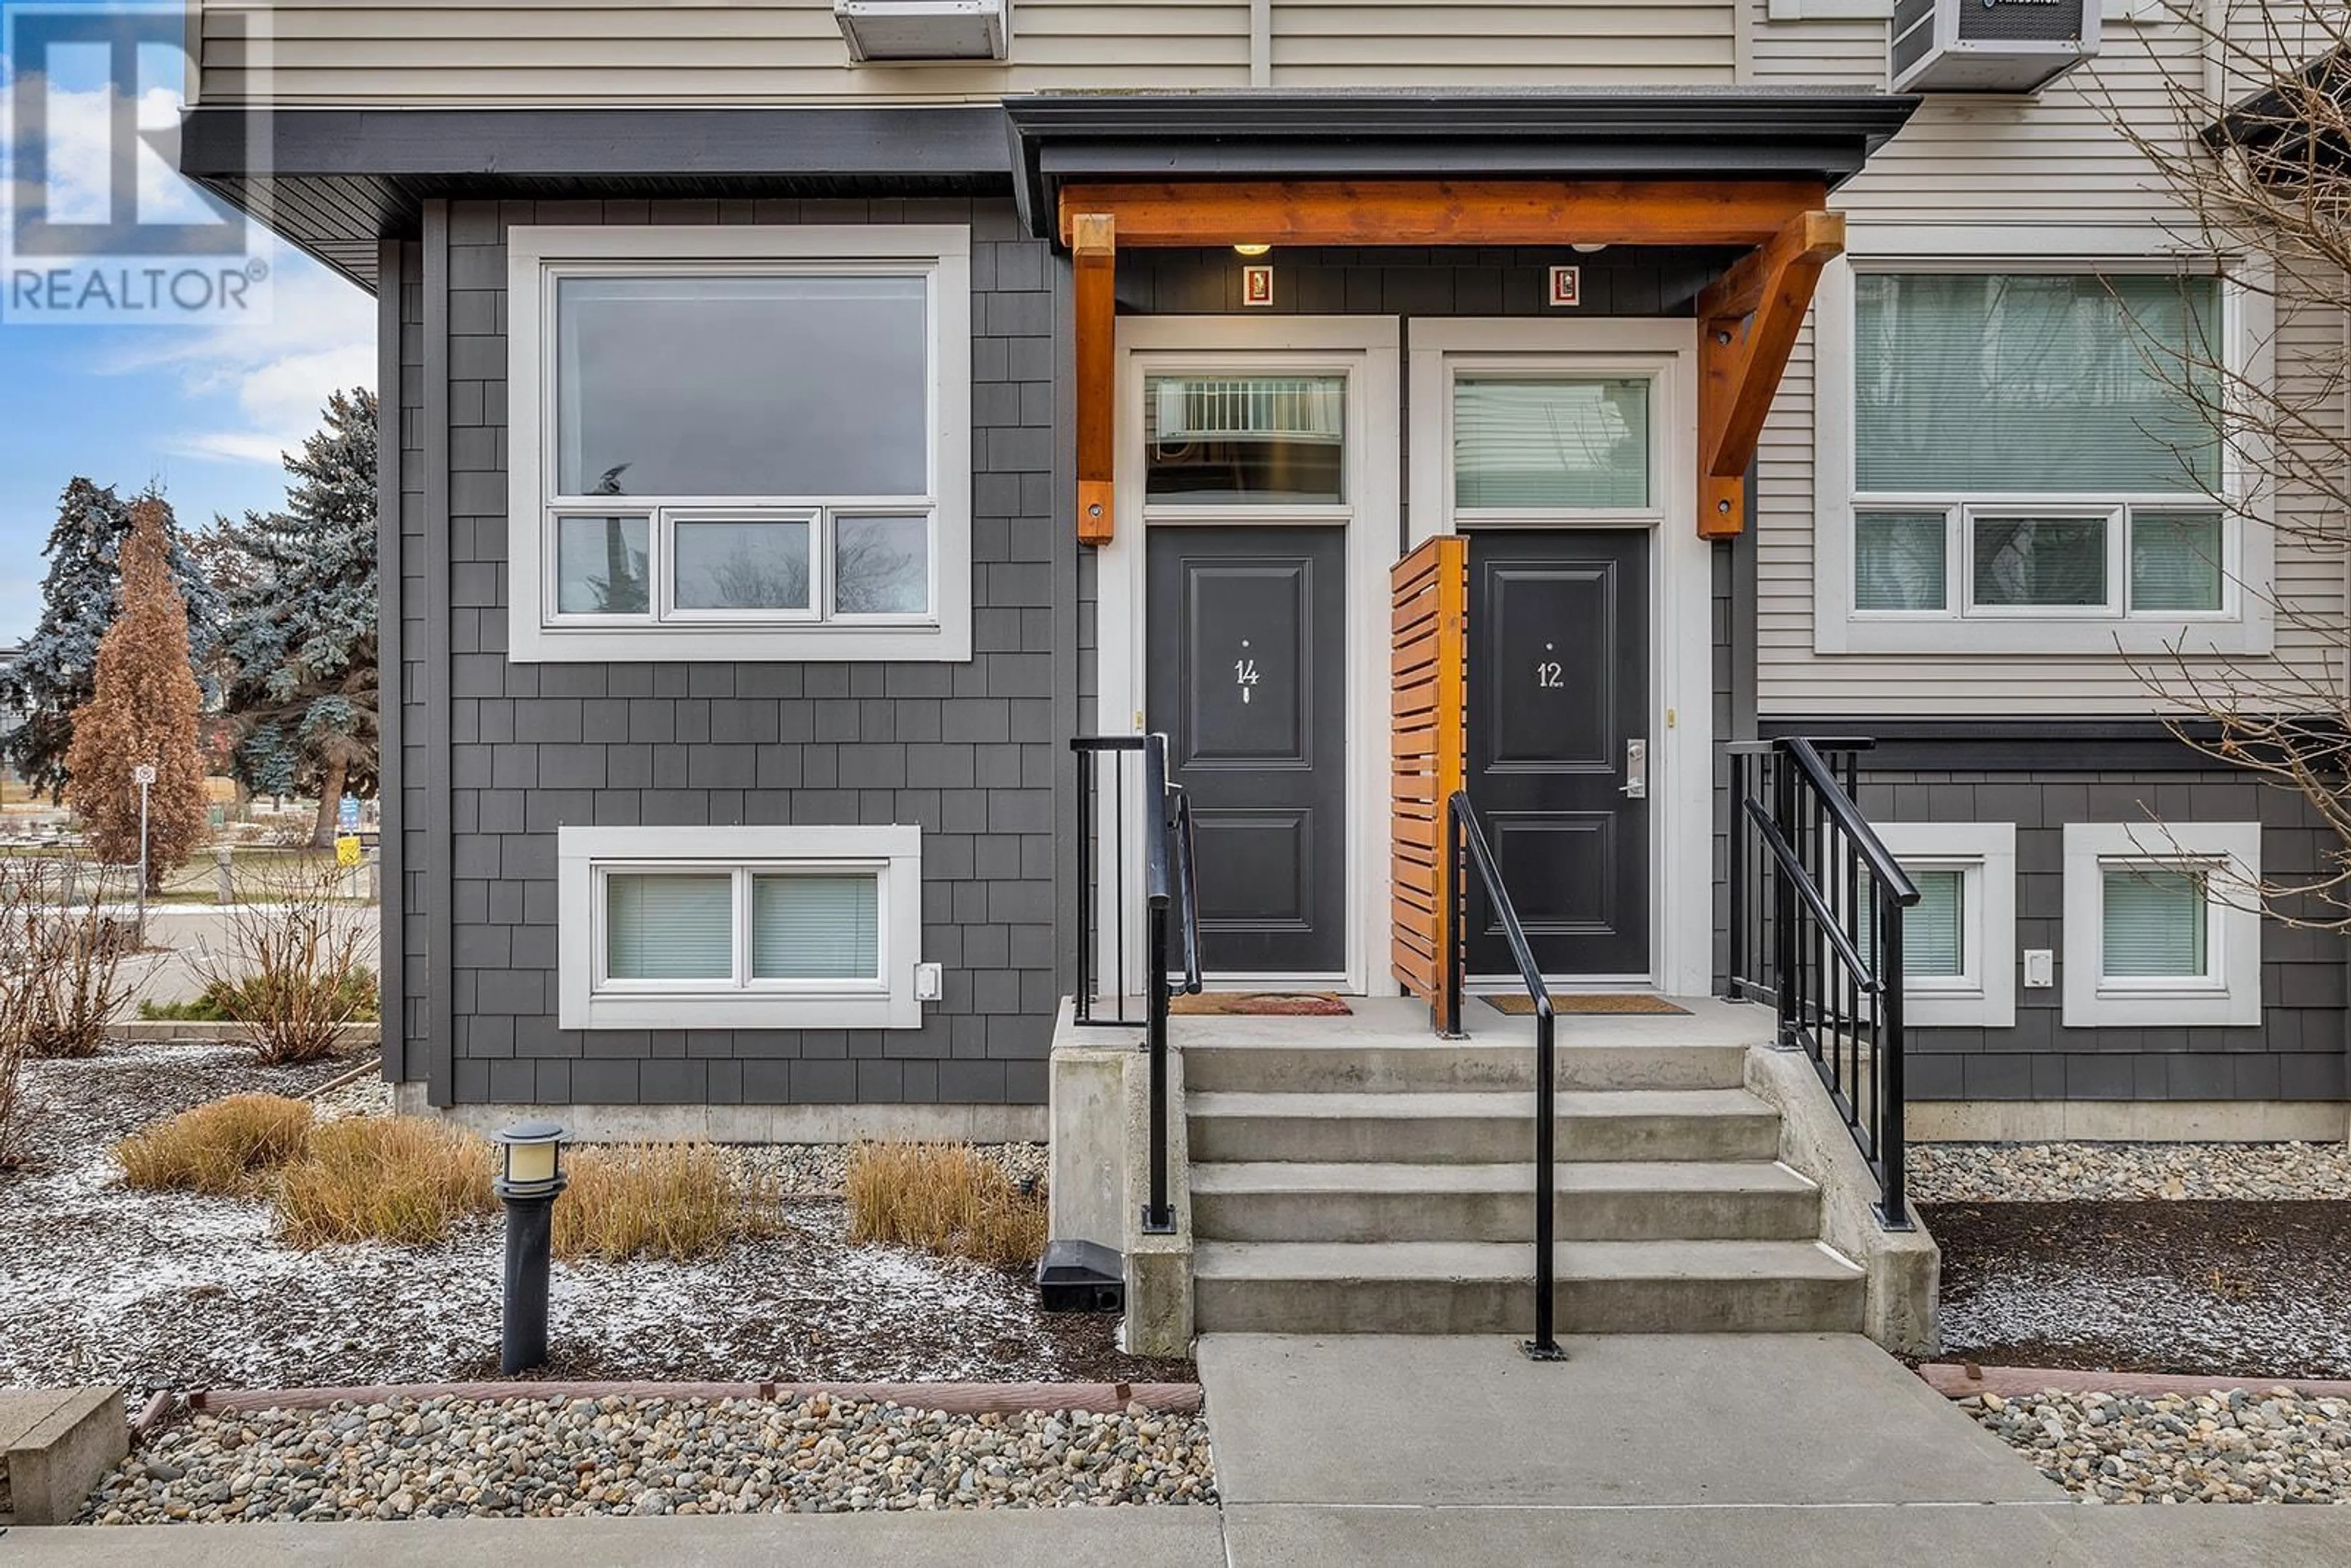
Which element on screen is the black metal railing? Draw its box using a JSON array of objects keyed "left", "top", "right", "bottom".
[
  {"left": 1071, "top": 734, "right": 1199, "bottom": 1236},
  {"left": 1727, "top": 736, "right": 1917, "bottom": 1230},
  {"left": 1442, "top": 790, "right": 1565, "bottom": 1362}
]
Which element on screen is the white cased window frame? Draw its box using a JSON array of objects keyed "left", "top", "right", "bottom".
[
  {"left": 1814, "top": 250, "right": 2276, "bottom": 657},
  {"left": 508, "top": 225, "right": 972, "bottom": 663},
  {"left": 1873, "top": 821, "right": 2017, "bottom": 1029},
  {"left": 557, "top": 825, "right": 923, "bottom": 1030},
  {"left": 2061, "top": 820, "right": 2262, "bottom": 1028}
]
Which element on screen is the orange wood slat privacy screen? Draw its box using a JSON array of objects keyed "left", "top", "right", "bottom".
[{"left": 1389, "top": 536, "right": 1468, "bottom": 999}]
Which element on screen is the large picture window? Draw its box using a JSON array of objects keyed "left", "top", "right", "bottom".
[
  {"left": 509, "top": 227, "right": 971, "bottom": 662},
  {"left": 557, "top": 825, "right": 923, "bottom": 1030},
  {"left": 1814, "top": 261, "right": 2273, "bottom": 656},
  {"left": 1852, "top": 271, "right": 2225, "bottom": 620}
]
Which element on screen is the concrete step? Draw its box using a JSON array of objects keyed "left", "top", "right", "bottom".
[
  {"left": 1190, "top": 1159, "right": 1822, "bottom": 1243},
  {"left": 1182, "top": 1038, "right": 1750, "bottom": 1095},
  {"left": 1193, "top": 1239, "right": 1865, "bottom": 1335},
  {"left": 1186, "top": 1089, "right": 1783, "bottom": 1166}
]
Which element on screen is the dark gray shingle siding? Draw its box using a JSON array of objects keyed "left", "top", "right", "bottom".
[{"left": 402, "top": 197, "right": 1064, "bottom": 1108}]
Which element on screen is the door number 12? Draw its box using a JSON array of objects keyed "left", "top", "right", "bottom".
[{"left": 1535, "top": 661, "right": 1564, "bottom": 688}]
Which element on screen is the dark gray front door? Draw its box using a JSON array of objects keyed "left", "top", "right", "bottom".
[
  {"left": 1147, "top": 526, "right": 1348, "bottom": 975},
  {"left": 1467, "top": 530, "right": 1649, "bottom": 977}
]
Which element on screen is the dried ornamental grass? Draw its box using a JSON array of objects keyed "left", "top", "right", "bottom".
[
  {"left": 273, "top": 1116, "right": 496, "bottom": 1247},
  {"left": 845, "top": 1141, "right": 1050, "bottom": 1269},
  {"left": 552, "top": 1143, "right": 783, "bottom": 1263},
  {"left": 114, "top": 1093, "right": 314, "bottom": 1195}
]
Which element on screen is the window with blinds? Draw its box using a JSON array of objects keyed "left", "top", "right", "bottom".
[
  {"left": 1850, "top": 271, "right": 2228, "bottom": 619},
  {"left": 1453, "top": 376, "right": 1651, "bottom": 511},
  {"left": 601, "top": 867, "right": 884, "bottom": 987},
  {"left": 1858, "top": 867, "right": 1967, "bottom": 981},
  {"left": 2100, "top": 865, "right": 2210, "bottom": 979}
]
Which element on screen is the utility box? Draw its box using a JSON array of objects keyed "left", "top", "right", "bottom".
[
  {"left": 1890, "top": 0, "right": 2099, "bottom": 94},
  {"left": 834, "top": 0, "right": 1008, "bottom": 63}
]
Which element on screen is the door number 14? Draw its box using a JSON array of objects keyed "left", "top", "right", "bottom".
[{"left": 1235, "top": 658, "right": 1260, "bottom": 704}]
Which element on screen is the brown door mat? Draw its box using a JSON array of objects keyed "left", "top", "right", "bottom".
[
  {"left": 1169, "top": 992, "right": 1354, "bottom": 1017},
  {"left": 1485, "top": 993, "right": 1690, "bottom": 1016}
]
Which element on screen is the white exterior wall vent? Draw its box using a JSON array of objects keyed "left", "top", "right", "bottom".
[
  {"left": 1889, "top": 0, "right": 2099, "bottom": 94},
  {"left": 835, "top": 0, "right": 1009, "bottom": 63}
]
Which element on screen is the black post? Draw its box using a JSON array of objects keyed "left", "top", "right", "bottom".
[
  {"left": 1440, "top": 798, "right": 1465, "bottom": 1040},
  {"left": 500, "top": 1191, "right": 557, "bottom": 1374},
  {"left": 1877, "top": 885, "right": 1912, "bottom": 1231},
  {"left": 1771, "top": 749, "right": 1798, "bottom": 1050},
  {"left": 1524, "top": 1003, "right": 1564, "bottom": 1362},
  {"left": 1074, "top": 742, "right": 1093, "bottom": 1024},
  {"left": 1143, "top": 899, "right": 1174, "bottom": 1234}
]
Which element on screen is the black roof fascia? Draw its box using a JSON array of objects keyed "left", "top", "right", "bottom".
[
  {"left": 1003, "top": 89, "right": 1922, "bottom": 238},
  {"left": 178, "top": 105, "right": 1015, "bottom": 291}
]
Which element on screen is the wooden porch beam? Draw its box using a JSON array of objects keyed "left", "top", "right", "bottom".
[
  {"left": 1072, "top": 211, "right": 1116, "bottom": 547},
  {"left": 1057, "top": 179, "right": 1827, "bottom": 250},
  {"left": 1694, "top": 209, "right": 1843, "bottom": 539}
]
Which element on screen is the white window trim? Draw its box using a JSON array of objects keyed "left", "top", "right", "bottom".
[
  {"left": 508, "top": 225, "right": 972, "bottom": 663},
  {"left": 1814, "top": 253, "right": 2276, "bottom": 656},
  {"left": 2062, "top": 820, "right": 2262, "bottom": 1028},
  {"left": 1872, "top": 822, "right": 2017, "bottom": 1028},
  {"left": 557, "top": 824, "right": 924, "bottom": 1030}
]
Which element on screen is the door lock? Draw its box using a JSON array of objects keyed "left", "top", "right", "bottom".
[{"left": 1621, "top": 738, "right": 1649, "bottom": 799}]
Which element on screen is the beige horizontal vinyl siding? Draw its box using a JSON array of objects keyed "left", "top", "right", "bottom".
[
  {"left": 1269, "top": 0, "right": 1738, "bottom": 84},
  {"left": 1753, "top": 9, "right": 2346, "bottom": 717},
  {"left": 196, "top": 0, "right": 1251, "bottom": 105}
]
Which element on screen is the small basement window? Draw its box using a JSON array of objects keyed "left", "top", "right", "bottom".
[
  {"left": 558, "top": 825, "right": 923, "bottom": 1030},
  {"left": 2063, "top": 821, "right": 2260, "bottom": 1028},
  {"left": 1865, "top": 822, "right": 2017, "bottom": 1028}
]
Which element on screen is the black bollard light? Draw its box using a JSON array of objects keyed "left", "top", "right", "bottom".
[{"left": 490, "top": 1120, "right": 567, "bottom": 1375}]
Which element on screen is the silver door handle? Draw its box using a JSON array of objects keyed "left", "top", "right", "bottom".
[{"left": 1621, "top": 739, "right": 1648, "bottom": 799}]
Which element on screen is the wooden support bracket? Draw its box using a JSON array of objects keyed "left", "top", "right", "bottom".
[
  {"left": 1073, "top": 212, "right": 1116, "bottom": 546},
  {"left": 1695, "top": 209, "right": 1845, "bottom": 539}
]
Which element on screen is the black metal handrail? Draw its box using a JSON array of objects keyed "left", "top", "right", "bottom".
[
  {"left": 1072, "top": 733, "right": 1198, "bottom": 1237},
  {"left": 1443, "top": 790, "right": 1565, "bottom": 1362},
  {"left": 1727, "top": 735, "right": 1918, "bottom": 1229}
]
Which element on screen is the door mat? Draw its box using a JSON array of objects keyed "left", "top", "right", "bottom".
[
  {"left": 1485, "top": 993, "right": 1690, "bottom": 1016},
  {"left": 1169, "top": 992, "right": 1353, "bottom": 1017}
]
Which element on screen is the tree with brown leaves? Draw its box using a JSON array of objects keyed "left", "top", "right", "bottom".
[{"left": 64, "top": 500, "right": 210, "bottom": 895}]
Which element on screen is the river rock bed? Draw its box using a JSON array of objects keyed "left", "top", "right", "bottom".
[
  {"left": 1910, "top": 1141, "right": 2351, "bottom": 1204},
  {"left": 1963, "top": 1388, "right": 2351, "bottom": 1503},
  {"left": 81, "top": 1394, "right": 1215, "bottom": 1523}
]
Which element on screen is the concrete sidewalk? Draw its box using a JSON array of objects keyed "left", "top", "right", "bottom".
[{"left": 6, "top": 1334, "right": 2349, "bottom": 1564}]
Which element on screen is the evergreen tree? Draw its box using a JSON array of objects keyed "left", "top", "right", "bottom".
[
  {"left": 0, "top": 479, "right": 220, "bottom": 799},
  {"left": 64, "top": 500, "right": 209, "bottom": 893},
  {"left": 220, "top": 388, "right": 379, "bottom": 849}
]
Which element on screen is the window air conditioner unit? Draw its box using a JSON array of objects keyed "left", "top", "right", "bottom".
[
  {"left": 1889, "top": 0, "right": 2098, "bottom": 94},
  {"left": 834, "top": 0, "right": 1008, "bottom": 63}
]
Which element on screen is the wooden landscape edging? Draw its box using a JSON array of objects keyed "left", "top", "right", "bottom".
[
  {"left": 1389, "top": 536, "right": 1468, "bottom": 1000},
  {"left": 184, "top": 1381, "right": 1204, "bottom": 1417},
  {"left": 1919, "top": 1364, "right": 2351, "bottom": 1403}
]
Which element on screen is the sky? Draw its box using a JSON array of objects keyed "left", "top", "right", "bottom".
[{"left": 0, "top": 1, "right": 375, "bottom": 644}]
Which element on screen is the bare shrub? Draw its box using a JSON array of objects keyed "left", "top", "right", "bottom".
[
  {"left": 846, "top": 1141, "right": 1049, "bottom": 1269},
  {"left": 274, "top": 1117, "right": 495, "bottom": 1247},
  {"left": 0, "top": 854, "right": 135, "bottom": 1062},
  {"left": 187, "top": 855, "right": 378, "bottom": 1065},
  {"left": 115, "top": 1093, "right": 314, "bottom": 1196}
]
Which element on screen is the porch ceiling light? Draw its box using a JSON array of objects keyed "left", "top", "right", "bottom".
[
  {"left": 834, "top": 0, "right": 1008, "bottom": 63},
  {"left": 1233, "top": 243, "right": 1272, "bottom": 257},
  {"left": 1572, "top": 242, "right": 1610, "bottom": 254}
]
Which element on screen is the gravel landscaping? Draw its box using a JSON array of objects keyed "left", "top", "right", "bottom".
[
  {"left": 80, "top": 1393, "right": 1215, "bottom": 1523},
  {"left": 1912, "top": 1141, "right": 2351, "bottom": 1204},
  {"left": 1963, "top": 1388, "right": 2351, "bottom": 1503},
  {"left": 1, "top": 1040, "right": 1172, "bottom": 1397}
]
